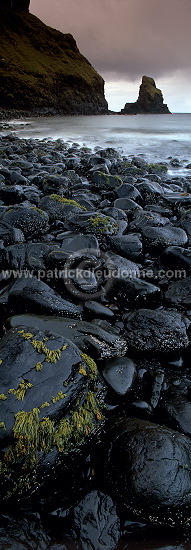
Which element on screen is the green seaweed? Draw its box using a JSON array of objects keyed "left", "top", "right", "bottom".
[
  {"left": 8, "top": 380, "right": 33, "bottom": 401},
  {"left": 0, "top": 422, "right": 6, "bottom": 430},
  {"left": 35, "top": 362, "right": 43, "bottom": 372},
  {"left": 2, "top": 390, "right": 103, "bottom": 472},
  {"left": 51, "top": 390, "right": 66, "bottom": 403},
  {"left": 40, "top": 402, "right": 50, "bottom": 409},
  {"left": 0, "top": 394, "right": 7, "bottom": 401},
  {"left": 81, "top": 353, "right": 97, "bottom": 380}
]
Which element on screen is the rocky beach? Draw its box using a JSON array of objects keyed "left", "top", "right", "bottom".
[{"left": 0, "top": 133, "right": 191, "bottom": 548}]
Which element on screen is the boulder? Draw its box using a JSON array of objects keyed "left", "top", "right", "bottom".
[
  {"left": 124, "top": 308, "right": 189, "bottom": 352},
  {"left": 0, "top": 326, "right": 106, "bottom": 501},
  {"left": 7, "top": 314, "right": 128, "bottom": 359},
  {"left": 103, "top": 417, "right": 191, "bottom": 524}
]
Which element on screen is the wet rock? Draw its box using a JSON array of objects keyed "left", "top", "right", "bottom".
[
  {"left": 163, "top": 192, "right": 191, "bottom": 207},
  {"left": 71, "top": 490, "right": 120, "bottom": 550},
  {"left": 107, "top": 274, "right": 161, "bottom": 307},
  {"left": 2, "top": 207, "right": 49, "bottom": 239},
  {"left": 0, "top": 242, "right": 60, "bottom": 271},
  {"left": 103, "top": 417, "right": 191, "bottom": 524},
  {"left": 110, "top": 234, "right": 143, "bottom": 259},
  {"left": 0, "top": 221, "right": 24, "bottom": 245},
  {"left": 67, "top": 211, "right": 119, "bottom": 236},
  {"left": 39, "top": 195, "right": 84, "bottom": 223},
  {"left": 0, "top": 513, "right": 50, "bottom": 550},
  {"left": 180, "top": 210, "right": 191, "bottom": 242},
  {"left": 159, "top": 390, "right": 191, "bottom": 437},
  {"left": 137, "top": 181, "right": 164, "bottom": 203},
  {"left": 161, "top": 246, "right": 191, "bottom": 272},
  {"left": 165, "top": 277, "right": 191, "bottom": 308},
  {"left": 7, "top": 276, "right": 82, "bottom": 318},
  {"left": 102, "top": 207, "right": 127, "bottom": 221},
  {"left": 60, "top": 234, "right": 100, "bottom": 256},
  {"left": 114, "top": 197, "right": 142, "bottom": 212},
  {"left": 129, "top": 210, "right": 171, "bottom": 231},
  {"left": 124, "top": 308, "right": 189, "bottom": 352},
  {"left": 84, "top": 301, "right": 115, "bottom": 320},
  {"left": 91, "top": 171, "right": 122, "bottom": 190},
  {"left": 116, "top": 183, "right": 142, "bottom": 202},
  {"left": 0, "top": 326, "right": 105, "bottom": 500},
  {"left": 0, "top": 184, "right": 25, "bottom": 204},
  {"left": 142, "top": 226, "right": 188, "bottom": 249},
  {"left": 102, "top": 357, "right": 136, "bottom": 395},
  {"left": 7, "top": 314, "right": 128, "bottom": 359},
  {"left": 150, "top": 372, "right": 165, "bottom": 408}
]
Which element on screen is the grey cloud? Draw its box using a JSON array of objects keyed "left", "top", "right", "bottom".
[{"left": 30, "top": 0, "right": 191, "bottom": 82}]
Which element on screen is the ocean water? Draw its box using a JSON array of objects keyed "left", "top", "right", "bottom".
[{"left": 1, "top": 113, "right": 191, "bottom": 175}]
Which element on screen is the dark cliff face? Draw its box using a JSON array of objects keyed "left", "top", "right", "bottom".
[
  {"left": 0, "top": 4, "right": 108, "bottom": 115},
  {"left": 121, "top": 76, "right": 170, "bottom": 115}
]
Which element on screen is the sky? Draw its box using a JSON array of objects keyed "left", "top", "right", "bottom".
[{"left": 30, "top": 0, "right": 191, "bottom": 113}]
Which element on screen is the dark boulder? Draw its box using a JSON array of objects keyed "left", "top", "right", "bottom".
[
  {"left": 165, "top": 277, "right": 191, "bottom": 308},
  {"left": 103, "top": 417, "right": 191, "bottom": 525},
  {"left": 0, "top": 326, "right": 105, "bottom": 501},
  {"left": 7, "top": 275, "right": 82, "bottom": 318},
  {"left": 2, "top": 207, "right": 49, "bottom": 239},
  {"left": 71, "top": 490, "right": 120, "bottom": 550},
  {"left": 7, "top": 314, "right": 128, "bottom": 360},
  {"left": 124, "top": 308, "right": 189, "bottom": 352}
]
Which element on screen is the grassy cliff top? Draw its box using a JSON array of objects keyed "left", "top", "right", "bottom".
[{"left": 0, "top": 7, "right": 101, "bottom": 86}]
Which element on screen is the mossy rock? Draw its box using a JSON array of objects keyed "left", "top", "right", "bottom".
[
  {"left": 148, "top": 163, "right": 168, "bottom": 174},
  {"left": 91, "top": 172, "right": 123, "bottom": 190},
  {"left": 0, "top": 326, "right": 105, "bottom": 501},
  {"left": 39, "top": 194, "right": 86, "bottom": 222}
]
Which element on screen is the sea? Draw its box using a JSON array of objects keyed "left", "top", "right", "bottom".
[
  {"left": 1, "top": 112, "right": 191, "bottom": 549},
  {"left": 1, "top": 113, "right": 191, "bottom": 176}
]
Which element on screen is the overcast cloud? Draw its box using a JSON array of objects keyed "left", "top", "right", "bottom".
[
  {"left": 30, "top": 0, "right": 191, "bottom": 111},
  {"left": 30, "top": 0, "right": 191, "bottom": 80}
]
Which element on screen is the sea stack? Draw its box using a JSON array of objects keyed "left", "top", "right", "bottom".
[
  {"left": 0, "top": 0, "right": 108, "bottom": 115},
  {"left": 121, "top": 76, "right": 170, "bottom": 114}
]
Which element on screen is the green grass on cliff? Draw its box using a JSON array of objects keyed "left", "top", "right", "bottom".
[{"left": 0, "top": 8, "right": 105, "bottom": 110}]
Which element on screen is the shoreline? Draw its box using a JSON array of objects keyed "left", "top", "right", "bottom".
[{"left": 0, "top": 133, "right": 191, "bottom": 547}]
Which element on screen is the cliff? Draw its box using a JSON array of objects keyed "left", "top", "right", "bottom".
[
  {"left": 121, "top": 76, "right": 170, "bottom": 115},
  {"left": 0, "top": 2, "right": 108, "bottom": 116}
]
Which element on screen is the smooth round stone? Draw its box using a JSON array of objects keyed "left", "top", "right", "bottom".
[
  {"left": 137, "top": 181, "right": 164, "bottom": 202},
  {"left": 114, "top": 198, "right": 142, "bottom": 211},
  {"left": 116, "top": 183, "right": 142, "bottom": 202},
  {"left": 110, "top": 234, "right": 143, "bottom": 259},
  {"left": 102, "top": 357, "right": 136, "bottom": 395},
  {"left": 142, "top": 226, "right": 188, "bottom": 248},
  {"left": 84, "top": 301, "right": 115, "bottom": 320},
  {"left": 103, "top": 417, "right": 191, "bottom": 524}
]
